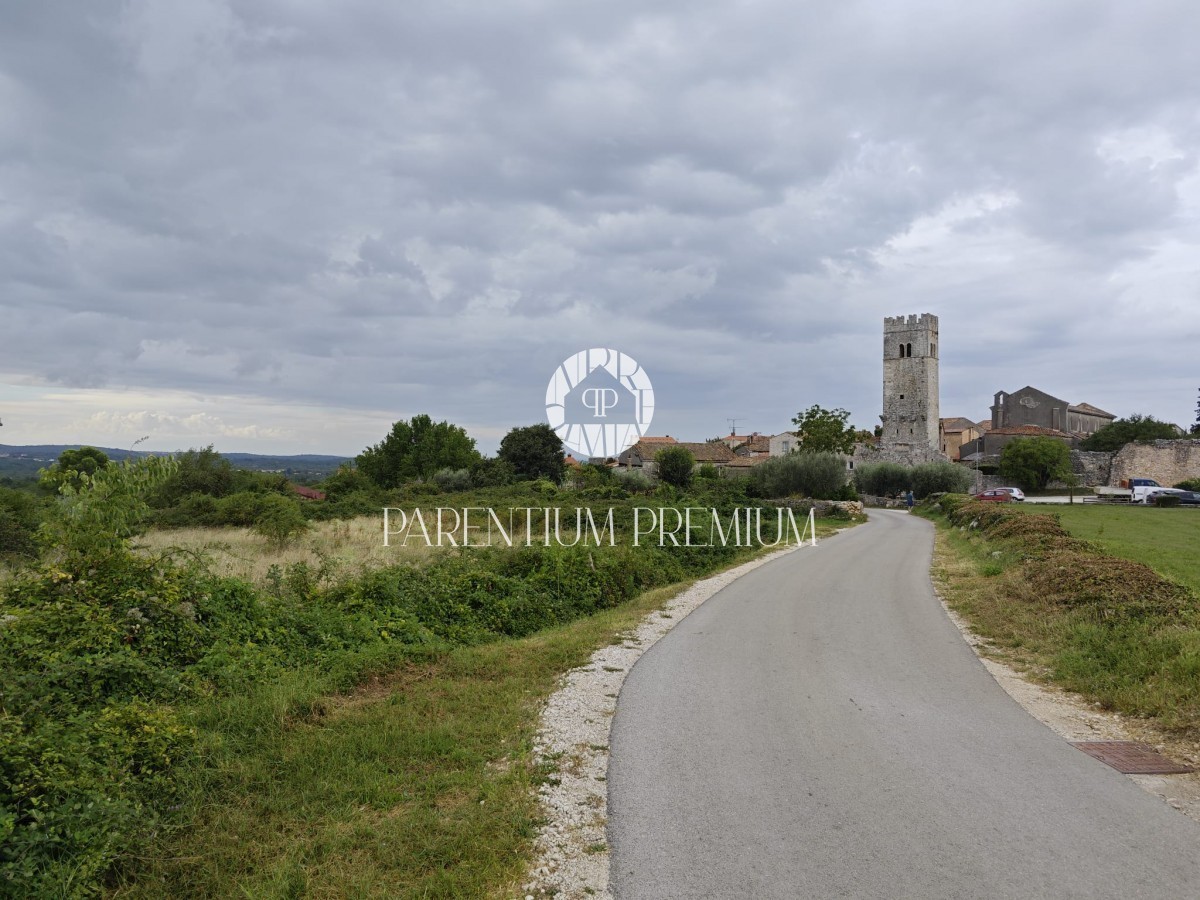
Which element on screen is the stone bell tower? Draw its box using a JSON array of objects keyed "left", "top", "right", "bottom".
[{"left": 879, "top": 313, "right": 940, "bottom": 460}]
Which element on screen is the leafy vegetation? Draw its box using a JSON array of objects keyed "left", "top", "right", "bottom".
[
  {"left": 998, "top": 435, "right": 1072, "bottom": 490},
  {"left": 356, "top": 415, "right": 481, "bottom": 488},
  {"left": 751, "top": 451, "right": 848, "bottom": 499},
  {"left": 497, "top": 423, "right": 567, "bottom": 482},
  {"left": 909, "top": 461, "right": 973, "bottom": 498},
  {"left": 37, "top": 446, "right": 110, "bottom": 493},
  {"left": 853, "top": 461, "right": 911, "bottom": 497},
  {"left": 654, "top": 445, "right": 695, "bottom": 489},
  {"left": 1, "top": 450, "right": 854, "bottom": 895},
  {"left": 854, "top": 460, "right": 971, "bottom": 498},
  {"left": 1078, "top": 413, "right": 1181, "bottom": 451},
  {"left": 790, "top": 405, "right": 857, "bottom": 454}
]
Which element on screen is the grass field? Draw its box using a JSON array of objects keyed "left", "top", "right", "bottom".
[
  {"left": 135, "top": 515, "right": 442, "bottom": 585},
  {"left": 1019, "top": 504, "right": 1200, "bottom": 594}
]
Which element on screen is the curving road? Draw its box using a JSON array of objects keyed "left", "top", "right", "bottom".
[{"left": 608, "top": 509, "right": 1200, "bottom": 899}]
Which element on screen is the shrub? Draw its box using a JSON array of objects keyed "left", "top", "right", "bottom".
[
  {"left": 0, "top": 489, "right": 41, "bottom": 560},
  {"left": 432, "top": 467, "right": 473, "bottom": 492},
  {"left": 910, "top": 461, "right": 974, "bottom": 498},
  {"left": 1174, "top": 478, "right": 1200, "bottom": 491},
  {"left": 252, "top": 494, "right": 310, "bottom": 548},
  {"left": 753, "top": 452, "right": 846, "bottom": 499},
  {"left": 853, "top": 462, "right": 911, "bottom": 497},
  {"left": 696, "top": 462, "right": 719, "bottom": 481},
  {"left": 1154, "top": 494, "right": 1182, "bottom": 508},
  {"left": 655, "top": 446, "right": 696, "bottom": 489},
  {"left": 612, "top": 468, "right": 653, "bottom": 493}
]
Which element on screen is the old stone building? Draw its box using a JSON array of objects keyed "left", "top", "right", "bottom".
[
  {"left": 874, "top": 313, "right": 944, "bottom": 464},
  {"left": 990, "top": 386, "right": 1115, "bottom": 436}
]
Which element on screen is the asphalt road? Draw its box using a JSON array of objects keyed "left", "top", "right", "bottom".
[{"left": 607, "top": 509, "right": 1200, "bottom": 899}]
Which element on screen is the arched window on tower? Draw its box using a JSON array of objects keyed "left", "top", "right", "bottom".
[
  {"left": 906, "top": 342, "right": 912, "bottom": 357},
  {"left": 898, "top": 342, "right": 906, "bottom": 357}
]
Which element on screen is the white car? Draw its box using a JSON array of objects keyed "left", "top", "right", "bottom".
[{"left": 996, "top": 487, "right": 1026, "bottom": 501}]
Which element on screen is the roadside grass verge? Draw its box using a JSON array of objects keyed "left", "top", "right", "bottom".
[
  {"left": 114, "top": 517, "right": 854, "bottom": 898},
  {"left": 111, "top": 582, "right": 686, "bottom": 899},
  {"left": 919, "top": 496, "right": 1200, "bottom": 737}
]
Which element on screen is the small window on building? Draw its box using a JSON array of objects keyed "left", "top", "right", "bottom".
[
  {"left": 898, "top": 342, "right": 906, "bottom": 357},
  {"left": 906, "top": 342, "right": 912, "bottom": 357},
  {"left": 931, "top": 342, "right": 936, "bottom": 356},
  {"left": 899, "top": 394, "right": 904, "bottom": 399}
]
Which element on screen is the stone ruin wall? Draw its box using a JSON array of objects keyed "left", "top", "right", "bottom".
[{"left": 1108, "top": 439, "right": 1200, "bottom": 488}]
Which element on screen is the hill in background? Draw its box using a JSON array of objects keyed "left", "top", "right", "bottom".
[{"left": 0, "top": 444, "right": 350, "bottom": 482}]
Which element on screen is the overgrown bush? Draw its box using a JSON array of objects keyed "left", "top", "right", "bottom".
[
  {"left": 612, "top": 468, "right": 653, "bottom": 493},
  {"left": 1174, "top": 478, "right": 1200, "bottom": 491},
  {"left": 432, "top": 467, "right": 473, "bottom": 492},
  {"left": 0, "top": 488, "right": 42, "bottom": 560},
  {"left": 910, "top": 461, "right": 974, "bottom": 498},
  {"left": 753, "top": 452, "right": 846, "bottom": 499},
  {"left": 655, "top": 446, "right": 695, "bottom": 489},
  {"left": 252, "top": 493, "right": 310, "bottom": 548},
  {"left": 853, "top": 462, "right": 910, "bottom": 497}
]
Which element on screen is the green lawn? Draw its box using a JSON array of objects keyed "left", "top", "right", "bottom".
[{"left": 1019, "top": 504, "right": 1200, "bottom": 595}]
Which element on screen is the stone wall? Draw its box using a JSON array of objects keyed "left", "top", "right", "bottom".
[
  {"left": 1070, "top": 450, "right": 1112, "bottom": 487},
  {"left": 1109, "top": 440, "right": 1200, "bottom": 488}
]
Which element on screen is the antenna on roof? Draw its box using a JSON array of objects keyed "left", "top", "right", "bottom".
[{"left": 727, "top": 417, "right": 741, "bottom": 436}]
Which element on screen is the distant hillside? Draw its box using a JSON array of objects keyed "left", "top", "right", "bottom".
[{"left": 0, "top": 445, "right": 351, "bottom": 482}]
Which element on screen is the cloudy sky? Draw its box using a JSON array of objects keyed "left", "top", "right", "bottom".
[{"left": 2, "top": 0, "right": 1199, "bottom": 457}]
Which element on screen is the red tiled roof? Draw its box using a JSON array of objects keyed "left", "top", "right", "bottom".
[
  {"left": 674, "top": 441, "right": 737, "bottom": 462},
  {"left": 291, "top": 484, "right": 326, "bottom": 501},
  {"left": 638, "top": 435, "right": 678, "bottom": 444}
]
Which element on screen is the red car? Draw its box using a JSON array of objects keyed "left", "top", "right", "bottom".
[{"left": 974, "top": 489, "right": 1014, "bottom": 502}]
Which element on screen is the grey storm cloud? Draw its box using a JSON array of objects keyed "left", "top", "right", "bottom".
[{"left": 2, "top": 0, "right": 1199, "bottom": 453}]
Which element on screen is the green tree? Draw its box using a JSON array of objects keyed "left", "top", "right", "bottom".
[
  {"left": 655, "top": 446, "right": 695, "bottom": 489},
  {"left": 356, "top": 415, "right": 481, "bottom": 488},
  {"left": 40, "top": 455, "right": 179, "bottom": 563},
  {"left": 38, "top": 446, "right": 110, "bottom": 492},
  {"left": 910, "top": 461, "right": 973, "bottom": 498},
  {"left": 497, "top": 424, "right": 567, "bottom": 482},
  {"left": 1079, "top": 414, "right": 1180, "bottom": 452},
  {"left": 753, "top": 452, "right": 846, "bottom": 499},
  {"left": 998, "top": 437, "right": 1072, "bottom": 491},
  {"left": 791, "top": 405, "right": 856, "bottom": 454},
  {"left": 854, "top": 461, "right": 911, "bottom": 497},
  {"left": 152, "top": 445, "right": 235, "bottom": 506}
]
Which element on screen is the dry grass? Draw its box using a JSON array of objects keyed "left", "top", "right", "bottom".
[{"left": 135, "top": 515, "right": 442, "bottom": 586}]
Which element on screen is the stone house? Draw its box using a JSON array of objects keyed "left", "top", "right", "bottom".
[
  {"left": 938, "top": 417, "right": 982, "bottom": 461},
  {"left": 768, "top": 432, "right": 797, "bottom": 456},
  {"left": 617, "top": 439, "right": 734, "bottom": 473}
]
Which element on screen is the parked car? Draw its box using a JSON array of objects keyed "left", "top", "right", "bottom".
[
  {"left": 1145, "top": 488, "right": 1200, "bottom": 506},
  {"left": 996, "top": 487, "right": 1026, "bottom": 501},
  {"left": 974, "top": 489, "right": 1014, "bottom": 502}
]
